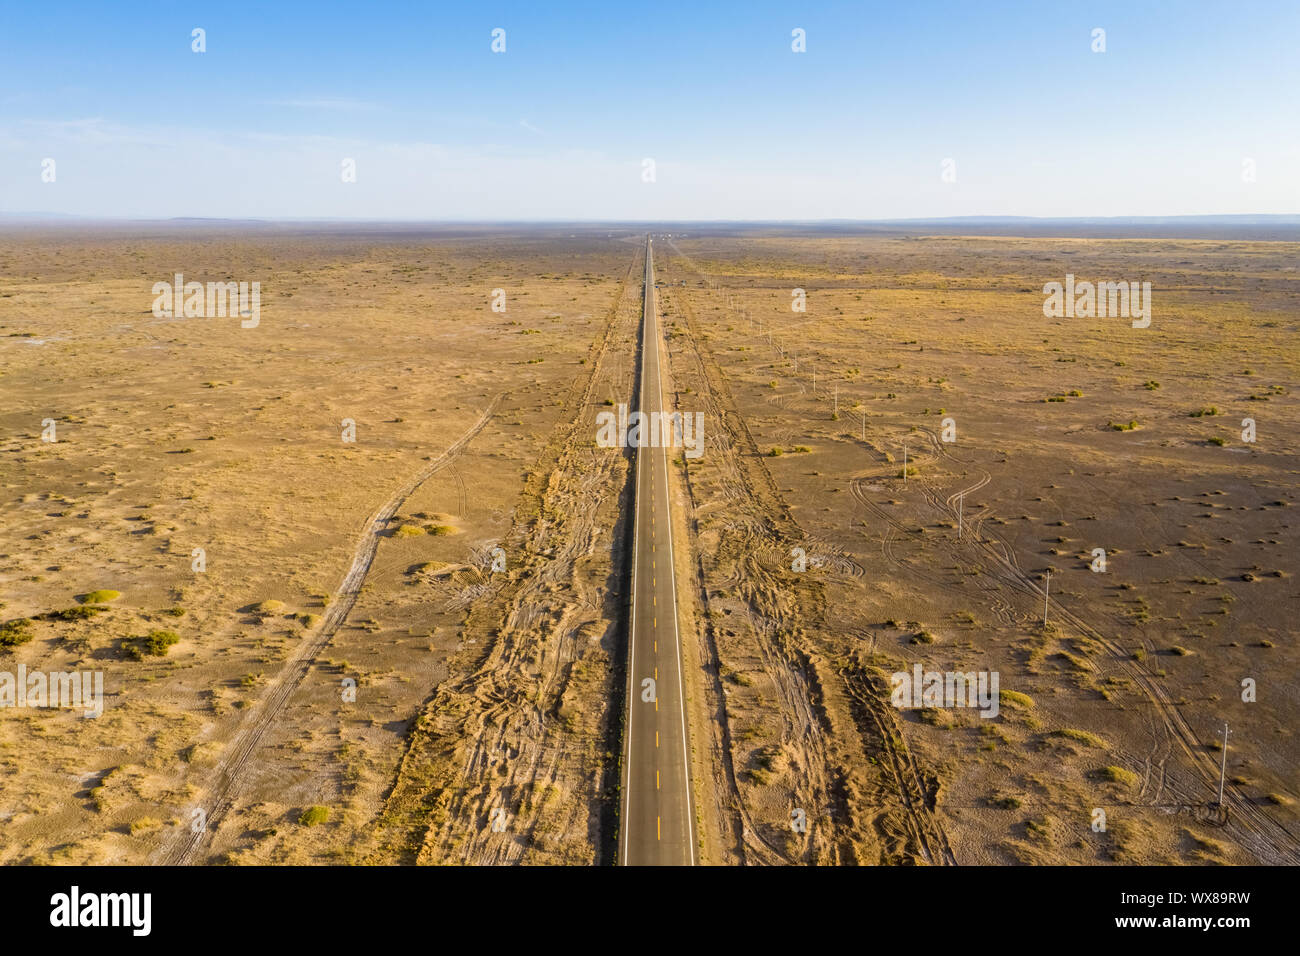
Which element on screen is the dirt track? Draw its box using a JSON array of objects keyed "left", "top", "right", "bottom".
[
  {"left": 370, "top": 247, "right": 644, "bottom": 865},
  {"left": 157, "top": 397, "right": 500, "bottom": 865}
]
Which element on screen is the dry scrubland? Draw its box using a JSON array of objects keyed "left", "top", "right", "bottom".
[
  {"left": 0, "top": 226, "right": 640, "bottom": 863},
  {"left": 1, "top": 226, "right": 1296, "bottom": 866},
  {"left": 656, "top": 233, "right": 1299, "bottom": 864}
]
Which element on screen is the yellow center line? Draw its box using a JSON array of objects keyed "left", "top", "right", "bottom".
[
  {"left": 656, "top": 730, "right": 659, "bottom": 747},
  {"left": 656, "top": 770, "right": 660, "bottom": 790},
  {"left": 657, "top": 816, "right": 661, "bottom": 841}
]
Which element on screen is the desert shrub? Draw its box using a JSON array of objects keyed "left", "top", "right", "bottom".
[
  {"left": 299, "top": 806, "right": 330, "bottom": 826},
  {"left": 1051, "top": 729, "right": 1106, "bottom": 748},
  {"left": 81, "top": 590, "right": 121, "bottom": 604},
  {"left": 123, "top": 630, "right": 180, "bottom": 660},
  {"left": 0, "top": 618, "right": 35, "bottom": 647},
  {"left": 1099, "top": 765, "right": 1139, "bottom": 787},
  {"left": 999, "top": 690, "right": 1036, "bottom": 709},
  {"left": 46, "top": 606, "right": 106, "bottom": 621}
]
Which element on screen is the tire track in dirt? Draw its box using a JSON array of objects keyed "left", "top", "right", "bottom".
[
  {"left": 663, "top": 268, "right": 866, "bottom": 865},
  {"left": 882, "top": 431, "right": 1300, "bottom": 863},
  {"left": 157, "top": 395, "right": 501, "bottom": 865},
  {"left": 372, "top": 248, "right": 641, "bottom": 865},
  {"left": 666, "top": 242, "right": 960, "bottom": 864}
]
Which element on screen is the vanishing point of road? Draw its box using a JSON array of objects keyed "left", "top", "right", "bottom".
[{"left": 620, "top": 235, "right": 696, "bottom": 866}]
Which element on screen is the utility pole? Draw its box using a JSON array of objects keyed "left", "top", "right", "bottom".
[
  {"left": 1043, "top": 572, "right": 1051, "bottom": 627},
  {"left": 1217, "top": 722, "right": 1230, "bottom": 806}
]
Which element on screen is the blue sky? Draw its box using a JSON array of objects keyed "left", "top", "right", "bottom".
[{"left": 2, "top": 0, "right": 1297, "bottom": 219}]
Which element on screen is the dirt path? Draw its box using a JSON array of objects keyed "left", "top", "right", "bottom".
[
  {"left": 156, "top": 397, "right": 500, "bottom": 865},
  {"left": 371, "top": 248, "right": 642, "bottom": 865}
]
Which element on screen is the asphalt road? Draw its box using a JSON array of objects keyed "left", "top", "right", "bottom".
[{"left": 620, "top": 235, "right": 696, "bottom": 866}]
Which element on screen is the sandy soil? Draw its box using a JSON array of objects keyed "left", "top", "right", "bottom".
[
  {"left": 653, "top": 232, "right": 1299, "bottom": 864},
  {"left": 2, "top": 224, "right": 1294, "bottom": 866}
]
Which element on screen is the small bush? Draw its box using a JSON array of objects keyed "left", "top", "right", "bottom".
[
  {"left": 1051, "top": 729, "right": 1106, "bottom": 748},
  {"left": 299, "top": 806, "right": 330, "bottom": 826},
  {"left": 1099, "top": 765, "right": 1140, "bottom": 788},
  {"left": 0, "top": 618, "right": 35, "bottom": 647},
  {"left": 999, "top": 690, "right": 1036, "bottom": 709},
  {"left": 81, "top": 590, "right": 121, "bottom": 604},
  {"left": 46, "top": 606, "right": 106, "bottom": 621}
]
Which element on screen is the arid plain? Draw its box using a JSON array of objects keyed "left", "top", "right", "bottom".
[{"left": 1, "top": 223, "right": 1296, "bottom": 865}]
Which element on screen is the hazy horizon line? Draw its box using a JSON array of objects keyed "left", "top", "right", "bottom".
[{"left": 4, "top": 212, "right": 1300, "bottom": 225}]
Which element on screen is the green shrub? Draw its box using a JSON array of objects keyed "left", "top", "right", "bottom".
[
  {"left": 0, "top": 618, "right": 35, "bottom": 647},
  {"left": 46, "top": 606, "right": 106, "bottom": 621},
  {"left": 299, "top": 806, "right": 330, "bottom": 826},
  {"left": 123, "top": 629, "right": 180, "bottom": 660},
  {"left": 1099, "top": 765, "right": 1139, "bottom": 787},
  {"left": 80, "top": 590, "right": 121, "bottom": 604},
  {"left": 999, "top": 690, "right": 1036, "bottom": 709},
  {"left": 145, "top": 630, "right": 180, "bottom": 655}
]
